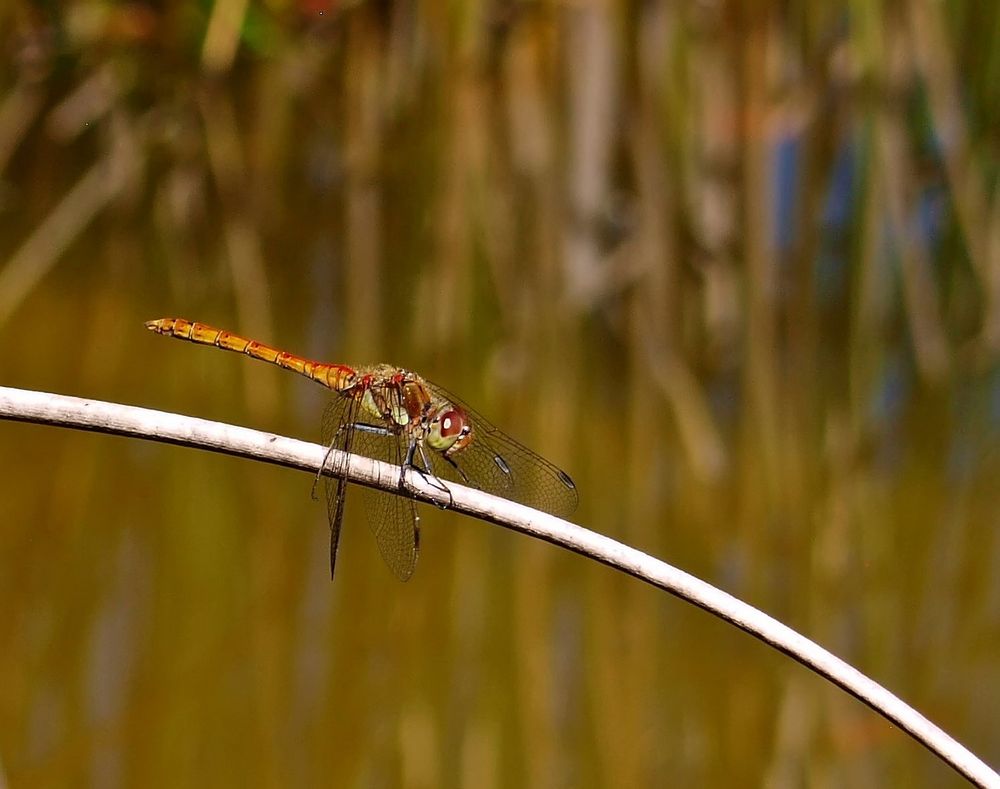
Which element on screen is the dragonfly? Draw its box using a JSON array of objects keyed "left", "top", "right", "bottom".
[{"left": 145, "top": 318, "right": 578, "bottom": 581}]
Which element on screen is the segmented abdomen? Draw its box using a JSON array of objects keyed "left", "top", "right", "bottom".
[{"left": 145, "top": 317, "right": 356, "bottom": 392}]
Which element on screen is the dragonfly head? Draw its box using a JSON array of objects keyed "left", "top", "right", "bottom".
[{"left": 426, "top": 404, "right": 473, "bottom": 455}]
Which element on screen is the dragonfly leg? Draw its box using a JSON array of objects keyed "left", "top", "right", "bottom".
[
  {"left": 442, "top": 454, "right": 473, "bottom": 487},
  {"left": 402, "top": 441, "right": 454, "bottom": 509},
  {"left": 314, "top": 421, "right": 389, "bottom": 499},
  {"left": 311, "top": 439, "right": 340, "bottom": 501}
]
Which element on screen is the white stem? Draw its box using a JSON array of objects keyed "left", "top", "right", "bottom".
[{"left": 0, "top": 385, "right": 996, "bottom": 788}]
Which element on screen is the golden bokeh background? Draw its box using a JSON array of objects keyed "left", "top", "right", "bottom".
[{"left": 1, "top": 1, "right": 997, "bottom": 786}]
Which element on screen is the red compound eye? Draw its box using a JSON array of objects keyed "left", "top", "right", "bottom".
[
  {"left": 427, "top": 406, "right": 471, "bottom": 452},
  {"left": 438, "top": 409, "right": 466, "bottom": 438}
]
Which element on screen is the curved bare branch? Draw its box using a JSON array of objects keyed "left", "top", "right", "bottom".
[{"left": 0, "top": 384, "right": 996, "bottom": 788}]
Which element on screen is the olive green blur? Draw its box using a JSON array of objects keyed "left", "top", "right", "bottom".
[{"left": 0, "top": 1, "right": 997, "bottom": 786}]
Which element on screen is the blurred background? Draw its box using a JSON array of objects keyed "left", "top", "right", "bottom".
[{"left": 1, "top": 0, "right": 998, "bottom": 786}]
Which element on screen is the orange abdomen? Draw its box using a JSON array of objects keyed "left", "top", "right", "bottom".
[{"left": 145, "top": 318, "right": 356, "bottom": 392}]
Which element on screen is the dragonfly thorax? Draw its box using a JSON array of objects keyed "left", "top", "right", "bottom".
[
  {"left": 350, "top": 369, "right": 470, "bottom": 454},
  {"left": 354, "top": 372, "right": 423, "bottom": 430}
]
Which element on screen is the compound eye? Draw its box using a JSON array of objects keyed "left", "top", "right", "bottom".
[
  {"left": 437, "top": 409, "right": 466, "bottom": 439},
  {"left": 427, "top": 406, "right": 469, "bottom": 451}
]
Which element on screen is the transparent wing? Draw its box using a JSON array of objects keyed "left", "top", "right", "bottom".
[
  {"left": 320, "top": 388, "right": 419, "bottom": 582},
  {"left": 351, "top": 424, "right": 419, "bottom": 582},
  {"left": 320, "top": 395, "right": 358, "bottom": 579},
  {"left": 424, "top": 382, "right": 579, "bottom": 518}
]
